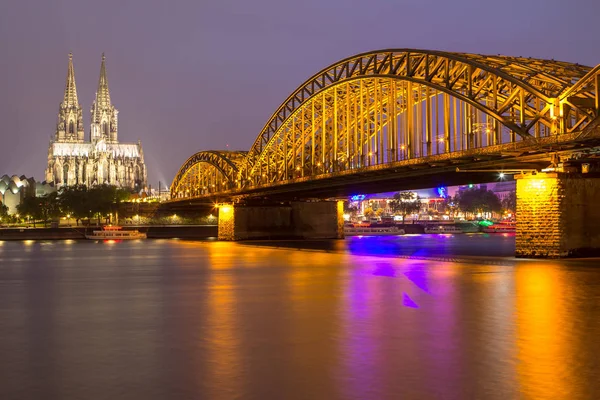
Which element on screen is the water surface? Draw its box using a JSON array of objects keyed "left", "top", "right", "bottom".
[{"left": 0, "top": 236, "right": 598, "bottom": 399}]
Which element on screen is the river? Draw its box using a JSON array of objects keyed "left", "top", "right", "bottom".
[{"left": 0, "top": 235, "right": 599, "bottom": 400}]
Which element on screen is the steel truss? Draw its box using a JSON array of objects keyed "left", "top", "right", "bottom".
[
  {"left": 171, "top": 151, "right": 246, "bottom": 198},
  {"left": 171, "top": 49, "right": 600, "bottom": 199}
]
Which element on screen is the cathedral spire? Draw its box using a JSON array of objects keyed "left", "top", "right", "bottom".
[
  {"left": 95, "top": 53, "right": 112, "bottom": 108},
  {"left": 63, "top": 52, "right": 79, "bottom": 107},
  {"left": 90, "top": 53, "right": 118, "bottom": 142},
  {"left": 56, "top": 53, "right": 84, "bottom": 142}
]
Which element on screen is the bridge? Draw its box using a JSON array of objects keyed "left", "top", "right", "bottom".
[{"left": 166, "top": 49, "right": 600, "bottom": 258}]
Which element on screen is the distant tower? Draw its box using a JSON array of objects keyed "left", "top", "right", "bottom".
[
  {"left": 90, "top": 53, "right": 118, "bottom": 142},
  {"left": 55, "top": 53, "right": 84, "bottom": 142}
]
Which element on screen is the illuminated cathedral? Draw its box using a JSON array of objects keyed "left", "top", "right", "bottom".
[{"left": 45, "top": 53, "right": 147, "bottom": 190}]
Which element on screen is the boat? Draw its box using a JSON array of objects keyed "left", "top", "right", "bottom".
[
  {"left": 482, "top": 223, "right": 516, "bottom": 233},
  {"left": 424, "top": 225, "right": 464, "bottom": 234},
  {"left": 85, "top": 225, "right": 147, "bottom": 240},
  {"left": 344, "top": 226, "right": 406, "bottom": 236}
]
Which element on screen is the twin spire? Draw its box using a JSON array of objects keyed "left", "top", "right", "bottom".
[
  {"left": 62, "top": 53, "right": 112, "bottom": 109},
  {"left": 60, "top": 53, "right": 117, "bottom": 143}
]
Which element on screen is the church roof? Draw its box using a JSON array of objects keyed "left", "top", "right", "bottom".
[{"left": 51, "top": 142, "right": 141, "bottom": 158}]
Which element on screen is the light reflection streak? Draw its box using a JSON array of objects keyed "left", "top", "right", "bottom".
[
  {"left": 340, "top": 255, "right": 381, "bottom": 400},
  {"left": 422, "top": 261, "right": 461, "bottom": 396},
  {"left": 284, "top": 250, "right": 344, "bottom": 398},
  {"left": 516, "top": 265, "right": 574, "bottom": 399},
  {"left": 205, "top": 242, "right": 242, "bottom": 399}
]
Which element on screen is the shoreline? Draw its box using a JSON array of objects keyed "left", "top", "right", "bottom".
[{"left": 0, "top": 225, "right": 218, "bottom": 240}]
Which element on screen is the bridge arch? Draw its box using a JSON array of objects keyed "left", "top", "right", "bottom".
[
  {"left": 170, "top": 150, "right": 247, "bottom": 199},
  {"left": 239, "top": 49, "right": 595, "bottom": 187}
]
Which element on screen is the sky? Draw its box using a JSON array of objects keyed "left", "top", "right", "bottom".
[{"left": 1, "top": 0, "right": 599, "bottom": 187}]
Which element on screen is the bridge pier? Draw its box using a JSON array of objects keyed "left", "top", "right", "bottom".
[
  {"left": 516, "top": 171, "right": 600, "bottom": 258},
  {"left": 217, "top": 200, "right": 344, "bottom": 241}
]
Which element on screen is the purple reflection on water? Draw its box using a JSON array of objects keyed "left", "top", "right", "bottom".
[
  {"left": 345, "top": 234, "right": 515, "bottom": 258},
  {"left": 402, "top": 293, "right": 419, "bottom": 308},
  {"left": 341, "top": 258, "right": 381, "bottom": 400},
  {"left": 372, "top": 261, "right": 396, "bottom": 277},
  {"left": 404, "top": 265, "right": 430, "bottom": 294}
]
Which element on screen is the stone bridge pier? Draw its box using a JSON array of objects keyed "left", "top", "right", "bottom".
[
  {"left": 516, "top": 170, "right": 600, "bottom": 258},
  {"left": 217, "top": 200, "right": 344, "bottom": 241}
]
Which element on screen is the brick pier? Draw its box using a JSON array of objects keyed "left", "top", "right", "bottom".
[{"left": 516, "top": 172, "right": 600, "bottom": 257}]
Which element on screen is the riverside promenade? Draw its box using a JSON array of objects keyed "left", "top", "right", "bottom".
[{"left": 0, "top": 225, "right": 218, "bottom": 240}]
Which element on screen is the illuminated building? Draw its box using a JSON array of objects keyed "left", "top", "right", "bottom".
[
  {"left": 45, "top": 53, "right": 147, "bottom": 190},
  {"left": 0, "top": 175, "right": 56, "bottom": 214}
]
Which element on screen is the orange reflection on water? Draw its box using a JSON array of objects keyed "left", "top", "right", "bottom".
[
  {"left": 205, "top": 242, "right": 242, "bottom": 400},
  {"left": 515, "top": 264, "right": 575, "bottom": 399}
]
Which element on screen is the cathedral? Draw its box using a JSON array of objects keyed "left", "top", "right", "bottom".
[{"left": 45, "top": 53, "right": 147, "bottom": 190}]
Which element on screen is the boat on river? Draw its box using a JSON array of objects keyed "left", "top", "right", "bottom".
[
  {"left": 424, "top": 225, "right": 464, "bottom": 234},
  {"left": 344, "top": 226, "right": 406, "bottom": 236},
  {"left": 482, "top": 222, "right": 516, "bottom": 233},
  {"left": 85, "top": 225, "right": 147, "bottom": 240}
]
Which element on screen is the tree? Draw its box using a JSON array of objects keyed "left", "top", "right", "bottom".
[
  {"left": 375, "top": 208, "right": 385, "bottom": 217},
  {"left": 17, "top": 196, "right": 42, "bottom": 227},
  {"left": 502, "top": 191, "right": 516, "bottom": 214},
  {"left": 389, "top": 191, "right": 421, "bottom": 223},
  {"left": 0, "top": 203, "right": 8, "bottom": 220},
  {"left": 455, "top": 188, "right": 502, "bottom": 218},
  {"left": 39, "top": 192, "right": 61, "bottom": 226},
  {"left": 59, "top": 185, "right": 92, "bottom": 225},
  {"left": 363, "top": 207, "right": 375, "bottom": 219},
  {"left": 16, "top": 193, "right": 61, "bottom": 227},
  {"left": 344, "top": 201, "right": 359, "bottom": 220}
]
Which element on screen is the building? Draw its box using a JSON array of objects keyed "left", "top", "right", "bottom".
[
  {"left": 490, "top": 180, "right": 516, "bottom": 201},
  {"left": 0, "top": 175, "right": 56, "bottom": 214},
  {"left": 45, "top": 53, "right": 147, "bottom": 190}
]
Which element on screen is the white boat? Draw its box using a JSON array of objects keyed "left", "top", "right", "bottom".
[
  {"left": 85, "top": 225, "right": 147, "bottom": 240},
  {"left": 424, "top": 225, "right": 463, "bottom": 234},
  {"left": 344, "top": 226, "right": 405, "bottom": 236},
  {"left": 482, "top": 223, "right": 516, "bottom": 233}
]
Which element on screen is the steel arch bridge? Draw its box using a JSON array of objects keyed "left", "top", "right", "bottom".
[
  {"left": 170, "top": 49, "right": 600, "bottom": 200},
  {"left": 171, "top": 151, "right": 247, "bottom": 198}
]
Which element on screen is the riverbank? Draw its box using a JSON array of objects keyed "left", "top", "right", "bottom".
[{"left": 0, "top": 225, "right": 218, "bottom": 240}]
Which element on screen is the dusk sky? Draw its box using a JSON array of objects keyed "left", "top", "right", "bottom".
[{"left": 1, "top": 0, "right": 599, "bottom": 187}]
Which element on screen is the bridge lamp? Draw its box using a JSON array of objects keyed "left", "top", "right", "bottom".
[
  {"left": 368, "top": 152, "right": 373, "bottom": 157},
  {"left": 400, "top": 145, "right": 406, "bottom": 150},
  {"left": 499, "top": 173, "right": 505, "bottom": 179}
]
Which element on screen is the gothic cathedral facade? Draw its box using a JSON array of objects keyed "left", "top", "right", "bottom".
[{"left": 45, "top": 53, "right": 147, "bottom": 190}]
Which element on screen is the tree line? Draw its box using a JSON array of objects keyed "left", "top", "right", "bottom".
[{"left": 15, "top": 184, "right": 132, "bottom": 227}]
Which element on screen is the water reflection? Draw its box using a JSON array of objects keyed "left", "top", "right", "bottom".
[
  {"left": 0, "top": 238, "right": 598, "bottom": 399},
  {"left": 515, "top": 264, "right": 586, "bottom": 399},
  {"left": 205, "top": 242, "right": 242, "bottom": 400}
]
